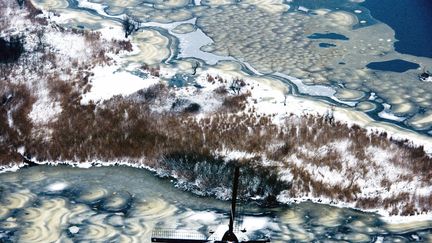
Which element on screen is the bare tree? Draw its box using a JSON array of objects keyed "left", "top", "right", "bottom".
[
  {"left": 122, "top": 16, "right": 139, "bottom": 38},
  {"left": 229, "top": 78, "right": 246, "bottom": 95},
  {"left": 35, "top": 28, "right": 45, "bottom": 51},
  {"left": 191, "top": 61, "right": 199, "bottom": 75},
  {"left": 325, "top": 105, "right": 335, "bottom": 123},
  {"left": 17, "top": 0, "right": 25, "bottom": 8}
]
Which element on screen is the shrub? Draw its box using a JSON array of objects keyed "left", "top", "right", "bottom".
[
  {"left": 0, "top": 37, "right": 24, "bottom": 63},
  {"left": 221, "top": 92, "right": 250, "bottom": 112},
  {"left": 184, "top": 103, "right": 201, "bottom": 113}
]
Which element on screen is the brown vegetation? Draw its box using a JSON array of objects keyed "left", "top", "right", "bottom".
[
  {"left": 5, "top": 75, "right": 428, "bottom": 214},
  {"left": 141, "top": 64, "right": 160, "bottom": 77},
  {"left": 2, "top": 66, "right": 432, "bottom": 214},
  {"left": 0, "top": 83, "right": 35, "bottom": 164},
  {"left": 221, "top": 91, "right": 250, "bottom": 112}
]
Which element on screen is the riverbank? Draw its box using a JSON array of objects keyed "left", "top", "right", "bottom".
[
  {"left": 2, "top": 164, "right": 432, "bottom": 242},
  {"left": 1, "top": 160, "right": 431, "bottom": 227}
]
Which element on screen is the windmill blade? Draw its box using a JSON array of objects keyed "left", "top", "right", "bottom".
[
  {"left": 212, "top": 240, "right": 270, "bottom": 243},
  {"left": 152, "top": 239, "right": 207, "bottom": 243},
  {"left": 151, "top": 228, "right": 208, "bottom": 242}
]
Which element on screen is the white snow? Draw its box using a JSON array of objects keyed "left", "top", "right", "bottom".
[
  {"left": 216, "top": 149, "right": 257, "bottom": 162},
  {"left": 241, "top": 216, "right": 270, "bottom": 232},
  {"left": 44, "top": 32, "right": 90, "bottom": 60},
  {"left": 17, "top": 146, "right": 25, "bottom": 155},
  {"left": 278, "top": 170, "right": 294, "bottom": 182},
  {"left": 207, "top": 225, "right": 249, "bottom": 242},
  {"left": 46, "top": 182, "right": 68, "bottom": 191},
  {"left": 29, "top": 95, "right": 62, "bottom": 125},
  {"left": 48, "top": 10, "right": 125, "bottom": 41},
  {"left": 7, "top": 110, "right": 14, "bottom": 128},
  {"left": 298, "top": 6, "right": 309, "bottom": 12},
  {"left": 0, "top": 163, "right": 26, "bottom": 174},
  {"left": 81, "top": 65, "right": 160, "bottom": 104},
  {"left": 382, "top": 213, "right": 432, "bottom": 224},
  {"left": 378, "top": 104, "right": 406, "bottom": 122},
  {"left": 188, "top": 211, "right": 218, "bottom": 223},
  {"left": 77, "top": 0, "right": 108, "bottom": 16},
  {"left": 68, "top": 226, "right": 80, "bottom": 234}
]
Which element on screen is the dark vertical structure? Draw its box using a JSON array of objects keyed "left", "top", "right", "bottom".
[
  {"left": 222, "top": 166, "right": 240, "bottom": 242},
  {"left": 151, "top": 166, "right": 270, "bottom": 242}
]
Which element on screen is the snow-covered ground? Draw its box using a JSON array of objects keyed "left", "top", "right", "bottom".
[{"left": 80, "top": 65, "right": 160, "bottom": 104}]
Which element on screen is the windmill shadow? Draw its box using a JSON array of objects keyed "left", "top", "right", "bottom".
[{"left": 151, "top": 167, "right": 271, "bottom": 243}]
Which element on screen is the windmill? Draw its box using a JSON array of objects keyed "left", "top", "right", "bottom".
[{"left": 151, "top": 167, "right": 271, "bottom": 242}]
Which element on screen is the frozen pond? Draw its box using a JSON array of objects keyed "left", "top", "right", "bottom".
[{"left": 1, "top": 165, "right": 432, "bottom": 242}]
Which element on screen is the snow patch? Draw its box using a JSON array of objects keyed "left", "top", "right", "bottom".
[
  {"left": 46, "top": 182, "right": 68, "bottom": 191},
  {"left": 29, "top": 96, "right": 62, "bottom": 125},
  {"left": 188, "top": 211, "right": 218, "bottom": 223},
  {"left": 81, "top": 65, "right": 160, "bottom": 104},
  {"left": 217, "top": 149, "right": 257, "bottom": 161},
  {"left": 68, "top": 226, "right": 80, "bottom": 234},
  {"left": 44, "top": 32, "right": 90, "bottom": 59}
]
